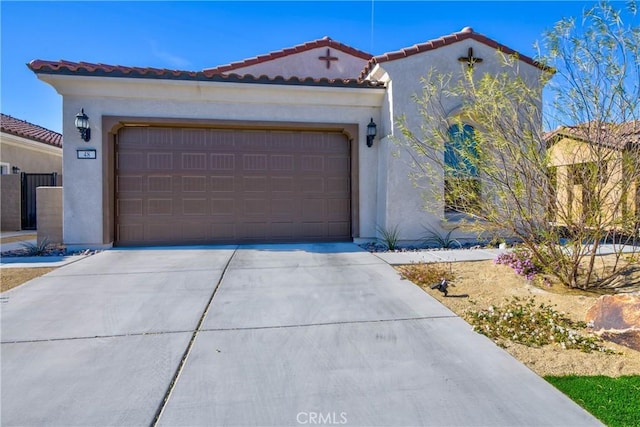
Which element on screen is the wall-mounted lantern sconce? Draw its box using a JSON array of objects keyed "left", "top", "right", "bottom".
[
  {"left": 12, "top": 166, "right": 20, "bottom": 174},
  {"left": 366, "top": 118, "right": 377, "bottom": 147},
  {"left": 75, "top": 108, "right": 91, "bottom": 142}
]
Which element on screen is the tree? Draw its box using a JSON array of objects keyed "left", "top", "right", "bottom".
[{"left": 398, "top": 1, "right": 640, "bottom": 290}]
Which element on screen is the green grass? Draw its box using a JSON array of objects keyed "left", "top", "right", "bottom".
[{"left": 545, "top": 375, "right": 640, "bottom": 427}]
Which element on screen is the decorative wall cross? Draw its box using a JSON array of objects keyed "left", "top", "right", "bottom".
[
  {"left": 318, "top": 48, "right": 339, "bottom": 69},
  {"left": 458, "top": 47, "right": 483, "bottom": 68}
]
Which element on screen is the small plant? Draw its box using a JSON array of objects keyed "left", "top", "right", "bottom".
[
  {"left": 467, "top": 297, "right": 616, "bottom": 353},
  {"left": 397, "top": 263, "right": 456, "bottom": 287},
  {"left": 422, "top": 224, "right": 461, "bottom": 249},
  {"left": 376, "top": 224, "right": 401, "bottom": 251},
  {"left": 20, "top": 238, "right": 52, "bottom": 256},
  {"left": 494, "top": 247, "right": 543, "bottom": 280}
]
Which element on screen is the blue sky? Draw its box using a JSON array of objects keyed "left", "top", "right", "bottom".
[{"left": 1, "top": 1, "right": 602, "bottom": 133}]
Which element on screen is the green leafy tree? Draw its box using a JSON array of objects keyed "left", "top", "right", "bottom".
[{"left": 398, "top": 1, "right": 640, "bottom": 289}]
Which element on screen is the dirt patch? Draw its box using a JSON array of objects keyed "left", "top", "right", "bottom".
[
  {"left": 407, "top": 260, "right": 640, "bottom": 377},
  {"left": 1, "top": 268, "right": 56, "bottom": 292}
]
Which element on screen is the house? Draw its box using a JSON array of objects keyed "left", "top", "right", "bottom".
[
  {"left": 0, "top": 114, "right": 62, "bottom": 231},
  {"left": 546, "top": 120, "right": 640, "bottom": 232},
  {"left": 28, "top": 28, "right": 546, "bottom": 248}
]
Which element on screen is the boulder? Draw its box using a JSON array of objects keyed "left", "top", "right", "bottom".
[{"left": 585, "top": 294, "right": 640, "bottom": 351}]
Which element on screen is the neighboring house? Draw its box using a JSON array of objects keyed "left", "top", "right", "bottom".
[
  {"left": 29, "top": 28, "right": 546, "bottom": 248},
  {"left": 0, "top": 114, "right": 62, "bottom": 231},
  {"left": 0, "top": 113, "right": 62, "bottom": 176},
  {"left": 546, "top": 120, "right": 640, "bottom": 231}
]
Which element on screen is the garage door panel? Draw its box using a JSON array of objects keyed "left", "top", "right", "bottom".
[
  {"left": 211, "top": 199, "right": 235, "bottom": 215},
  {"left": 117, "top": 152, "right": 143, "bottom": 170},
  {"left": 302, "top": 200, "right": 326, "bottom": 220},
  {"left": 117, "top": 176, "right": 143, "bottom": 193},
  {"left": 301, "top": 222, "right": 325, "bottom": 237},
  {"left": 148, "top": 176, "right": 173, "bottom": 192},
  {"left": 116, "top": 127, "right": 351, "bottom": 245},
  {"left": 328, "top": 222, "right": 351, "bottom": 237},
  {"left": 210, "top": 154, "right": 235, "bottom": 170},
  {"left": 147, "top": 153, "right": 173, "bottom": 170},
  {"left": 145, "top": 223, "right": 176, "bottom": 241},
  {"left": 301, "top": 177, "right": 324, "bottom": 193},
  {"left": 211, "top": 176, "right": 235, "bottom": 192},
  {"left": 182, "top": 176, "right": 206, "bottom": 192},
  {"left": 243, "top": 177, "right": 267, "bottom": 192},
  {"left": 182, "top": 153, "right": 207, "bottom": 170},
  {"left": 148, "top": 199, "right": 173, "bottom": 216},
  {"left": 118, "top": 199, "right": 143, "bottom": 216},
  {"left": 183, "top": 199, "right": 208, "bottom": 216}
]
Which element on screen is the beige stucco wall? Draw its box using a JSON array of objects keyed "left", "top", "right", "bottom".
[
  {"left": 37, "top": 186, "right": 63, "bottom": 245},
  {"left": 1, "top": 174, "right": 21, "bottom": 231},
  {"left": 0, "top": 132, "right": 62, "bottom": 174},
  {"left": 370, "top": 40, "right": 545, "bottom": 242},
  {"left": 548, "top": 136, "right": 636, "bottom": 225}
]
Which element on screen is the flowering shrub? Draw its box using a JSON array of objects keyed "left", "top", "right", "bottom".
[
  {"left": 494, "top": 247, "right": 543, "bottom": 280},
  {"left": 397, "top": 263, "right": 456, "bottom": 287},
  {"left": 467, "top": 297, "right": 616, "bottom": 353}
]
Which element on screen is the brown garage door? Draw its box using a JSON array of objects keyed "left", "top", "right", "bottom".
[{"left": 115, "top": 127, "right": 351, "bottom": 246}]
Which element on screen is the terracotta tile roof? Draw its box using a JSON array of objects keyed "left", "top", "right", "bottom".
[
  {"left": 204, "top": 36, "right": 372, "bottom": 75},
  {"left": 359, "top": 27, "right": 551, "bottom": 80},
  {"left": 28, "top": 59, "right": 383, "bottom": 89},
  {"left": 1, "top": 113, "right": 62, "bottom": 148},
  {"left": 546, "top": 120, "right": 640, "bottom": 150}
]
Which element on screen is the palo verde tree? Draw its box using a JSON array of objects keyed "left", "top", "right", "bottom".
[{"left": 398, "top": 1, "right": 640, "bottom": 290}]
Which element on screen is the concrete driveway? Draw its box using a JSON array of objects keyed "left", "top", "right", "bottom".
[{"left": 1, "top": 243, "right": 600, "bottom": 426}]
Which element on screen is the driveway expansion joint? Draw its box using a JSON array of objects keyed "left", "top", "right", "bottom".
[
  {"left": 151, "top": 247, "right": 237, "bottom": 427},
  {"left": 200, "top": 315, "right": 460, "bottom": 333},
  {"left": 0, "top": 329, "right": 195, "bottom": 345}
]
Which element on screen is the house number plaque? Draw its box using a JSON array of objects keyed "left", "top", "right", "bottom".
[{"left": 77, "top": 149, "right": 97, "bottom": 159}]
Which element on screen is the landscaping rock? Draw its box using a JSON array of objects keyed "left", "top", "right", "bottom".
[{"left": 585, "top": 294, "right": 640, "bottom": 351}]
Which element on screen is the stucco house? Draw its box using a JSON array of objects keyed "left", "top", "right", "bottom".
[
  {"left": 546, "top": 121, "right": 640, "bottom": 232},
  {"left": 28, "top": 27, "right": 546, "bottom": 248},
  {"left": 0, "top": 114, "right": 62, "bottom": 230}
]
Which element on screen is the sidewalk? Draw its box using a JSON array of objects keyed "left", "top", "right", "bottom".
[{"left": 373, "top": 244, "right": 637, "bottom": 265}]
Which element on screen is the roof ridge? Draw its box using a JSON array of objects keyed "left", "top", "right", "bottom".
[
  {"left": 359, "top": 26, "right": 550, "bottom": 80},
  {"left": 203, "top": 36, "right": 372, "bottom": 75},
  {"left": 0, "top": 113, "right": 63, "bottom": 147}
]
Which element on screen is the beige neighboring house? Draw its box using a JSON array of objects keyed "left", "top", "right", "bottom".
[
  {"left": 0, "top": 114, "right": 62, "bottom": 230},
  {"left": 29, "top": 29, "right": 547, "bottom": 248},
  {"left": 546, "top": 121, "right": 640, "bottom": 231}
]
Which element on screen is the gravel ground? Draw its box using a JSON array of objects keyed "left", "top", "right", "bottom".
[{"left": 415, "top": 260, "right": 640, "bottom": 377}]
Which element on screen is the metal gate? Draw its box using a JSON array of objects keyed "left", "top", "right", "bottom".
[{"left": 21, "top": 173, "right": 57, "bottom": 230}]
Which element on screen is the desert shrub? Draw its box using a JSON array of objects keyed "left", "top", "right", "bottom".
[
  {"left": 467, "top": 297, "right": 615, "bottom": 353},
  {"left": 397, "top": 263, "right": 456, "bottom": 287},
  {"left": 20, "top": 238, "right": 52, "bottom": 256},
  {"left": 376, "top": 224, "right": 401, "bottom": 251}
]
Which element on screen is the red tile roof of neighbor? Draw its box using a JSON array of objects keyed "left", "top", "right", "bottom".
[
  {"left": 204, "top": 36, "right": 372, "bottom": 75},
  {"left": 545, "top": 120, "right": 640, "bottom": 150},
  {"left": 359, "top": 27, "right": 551, "bottom": 80},
  {"left": 0, "top": 113, "right": 62, "bottom": 148}
]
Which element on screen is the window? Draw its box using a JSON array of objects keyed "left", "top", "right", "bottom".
[
  {"left": 444, "top": 124, "right": 480, "bottom": 213},
  {"left": 0, "top": 162, "right": 9, "bottom": 175}
]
